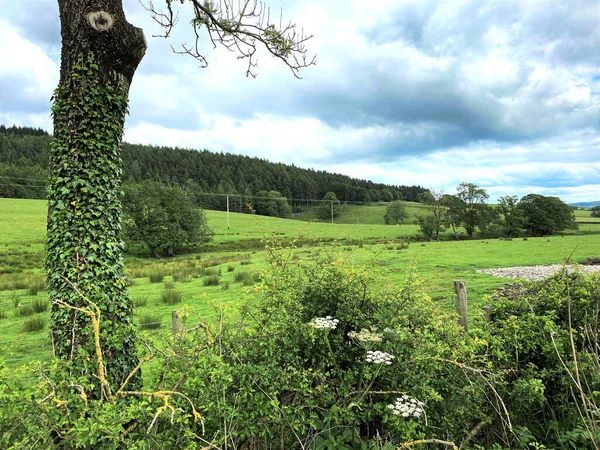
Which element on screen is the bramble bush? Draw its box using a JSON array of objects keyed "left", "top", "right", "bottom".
[
  {"left": 3, "top": 245, "right": 599, "bottom": 449},
  {"left": 484, "top": 270, "right": 600, "bottom": 449},
  {"left": 157, "top": 246, "right": 496, "bottom": 449}
]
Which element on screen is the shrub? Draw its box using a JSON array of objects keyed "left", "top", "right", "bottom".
[
  {"left": 32, "top": 298, "right": 49, "bottom": 313},
  {"left": 22, "top": 317, "right": 45, "bottom": 332},
  {"left": 485, "top": 271, "right": 600, "bottom": 448},
  {"left": 138, "top": 314, "right": 162, "bottom": 330},
  {"left": 161, "top": 286, "right": 182, "bottom": 305},
  {"left": 159, "top": 250, "right": 492, "bottom": 449}
]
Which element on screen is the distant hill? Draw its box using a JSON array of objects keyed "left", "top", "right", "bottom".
[
  {"left": 0, "top": 125, "right": 427, "bottom": 209},
  {"left": 570, "top": 201, "right": 600, "bottom": 208}
]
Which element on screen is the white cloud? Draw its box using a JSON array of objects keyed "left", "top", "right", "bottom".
[{"left": 2, "top": 0, "right": 599, "bottom": 202}]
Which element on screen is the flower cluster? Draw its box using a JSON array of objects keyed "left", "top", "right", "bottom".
[
  {"left": 383, "top": 327, "right": 401, "bottom": 335},
  {"left": 387, "top": 395, "right": 425, "bottom": 418},
  {"left": 366, "top": 350, "right": 394, "bottom": 364},
  {"left": 348, "top": 328, "right": 382, "bottom": 342},
  {"left": 312, "top": 316, "right": 339, "bottom": 330}
]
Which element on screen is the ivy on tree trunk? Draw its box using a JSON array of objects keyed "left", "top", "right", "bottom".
[{"left": 47, "top": 0, "right": 146, "bottom": 394}]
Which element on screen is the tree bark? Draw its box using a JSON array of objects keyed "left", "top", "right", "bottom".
[{"left": 47, "top": 0, "right": 146, "bottom": 394}]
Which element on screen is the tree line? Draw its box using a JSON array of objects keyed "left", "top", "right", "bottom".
[
  {"left": 0, "top": 126, "right": 426, "bottom": 207},
  {"left": 398, "top": 182, "right": 579, "bottom": 238}
]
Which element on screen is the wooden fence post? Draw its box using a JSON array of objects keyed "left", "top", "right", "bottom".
[
  {"left": 482, "top": 304, "right": 492, "bottom": 322},
  {"left": 454, "top": 280, "right": 468, "bottom": 331},
  {"left": 172, "top": 309, "right": 183, "bottom": 336}
]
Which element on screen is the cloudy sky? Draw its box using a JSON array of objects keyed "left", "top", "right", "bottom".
[{"left": 1, "top": 0, "right": 599, "bottom": 202}]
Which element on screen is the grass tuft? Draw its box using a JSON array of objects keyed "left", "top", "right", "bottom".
[
  {"left": 132, "top": 296, "right": 148, "bottom": 308},
  {"left": 138, "top": 314, "right": 162, "bottom": 330},
  {"left": 149, "top": 270, "right": 166, "bottom": 283},
  {"left": 161, "top": 286, "right": 182, "bottom": 305},
  {"left": 32, "top": 298, "right": 49, "bottom": 313},
  {"left": 17, "top": 304, "right": 35, "bottom": 317},
  {"left": 22, "top": 317, "right": 45, "bottom": 332},
  {"left": 234, "top": 271, "right": 255, "bottom": 286},
  {"left": 27, "top": 278, "right": 46, "bottom": 296},
  {"left": 202, "top": 275, "right": 221, "bottom": 286}
]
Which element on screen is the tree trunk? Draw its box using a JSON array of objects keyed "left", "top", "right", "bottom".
[{"left": 46, "top": 0, "right": 146, "bottom": 395}]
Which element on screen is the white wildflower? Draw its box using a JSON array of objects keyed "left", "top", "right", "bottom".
[
  {"left": 387, "top": 395, "right": 425, "bottom": 418},
  {"left": 312, "top": 316, "right": 339, "bottom": 330},
  {"left": 348, "top": 328, "right": 382, "bottom": 342},
  {"left": 365, "top": 350, "right": 394, "bottom": 365}
]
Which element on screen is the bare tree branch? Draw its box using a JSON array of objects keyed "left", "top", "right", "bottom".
[{"left": 141, "top": 0, "right": 316, "bottom": 78}]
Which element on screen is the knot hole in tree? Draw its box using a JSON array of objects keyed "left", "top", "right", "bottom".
[{"left": 87, "top": 11, "right": 114, "bottom": 32}]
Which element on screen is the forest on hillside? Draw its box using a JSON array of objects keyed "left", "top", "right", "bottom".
[{"left": 0, "top": 125, "right": 426, "bottom": 210}]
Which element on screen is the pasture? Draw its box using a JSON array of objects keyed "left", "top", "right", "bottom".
[{"left": 1, "top": 197, "right": 600, "bottom": 369}]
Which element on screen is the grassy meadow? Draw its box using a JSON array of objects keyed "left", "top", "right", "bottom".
[
  {"left": 292, "top": 202, "right": 430, "bottom": 224},
  {"left": 1, "top": 197, "right": 600, "bottom": 369}
]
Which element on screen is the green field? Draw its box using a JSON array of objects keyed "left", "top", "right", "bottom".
[
  {"left": 292, "top": 202, "right": 429, "bottom": 224},
  {"left": 1, "top": 197, "right": 600, "bottom": 368}
]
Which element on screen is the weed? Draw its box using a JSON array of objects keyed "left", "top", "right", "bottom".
[
  {"left": 32, "top": 298, "right": 49, "bottom": 313},
  {"left": 138, "top": 314, "right": 162, "bottom": 330},
  {"left": 161, "top": 287, "right": 182, "bottom": 305},
  {"left": 227, "top": 264, "right": 235, "bottom": 272},
  {"left": 240, "top": 260, "right": 252, "bottom": 266},
  {"left": 164, "top": 281, "right": 174, "bottom": 290},
  {"left": 0, "top": 310, "right": 5, "bottom": 319},
  {"left": 221, "top": 281, "right": 230, "bottom": 290},
  {"left": 22, "top": 317, "right": 45, "bottom": 332}
]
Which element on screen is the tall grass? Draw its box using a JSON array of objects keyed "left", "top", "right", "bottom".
[
  {"left": 17, "top": 304, "right": 35, "bottom": 317},
  {"left": 22, "top": 317, "right": 45, "bottom": 332},
  {"left": 149, "top": 270, "right": 165, "bottom": 283},
  {"left": 0, "top": 273, "right": 46, "bottom": 292},
  {"left": 234, "top": 271, "right": 255, "bottom": 286},
  {"left": 202, "top": 275, "right": 221, "bottom": 286},
  {"left": 132, "top": 296, "right": 148, "bottom": 308},
  {"left": 138, "top": 314, "right": 162, "bottom": 330},
  {"left": 32, "top": 298, "right": 48, "bottom": 313},
  {"left": 27, "top": 278, "right": 46, "bottom": 296},
  {"left": 161, "top": 286, "right": 182, "bottom": 305}
]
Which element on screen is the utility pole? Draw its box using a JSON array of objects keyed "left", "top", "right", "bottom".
[
  {"left": 226, "top": 194, "right": 230, "bottom": 230},
  {"left": 331, "top": 201, "right": 334, "bottom": 224}
]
